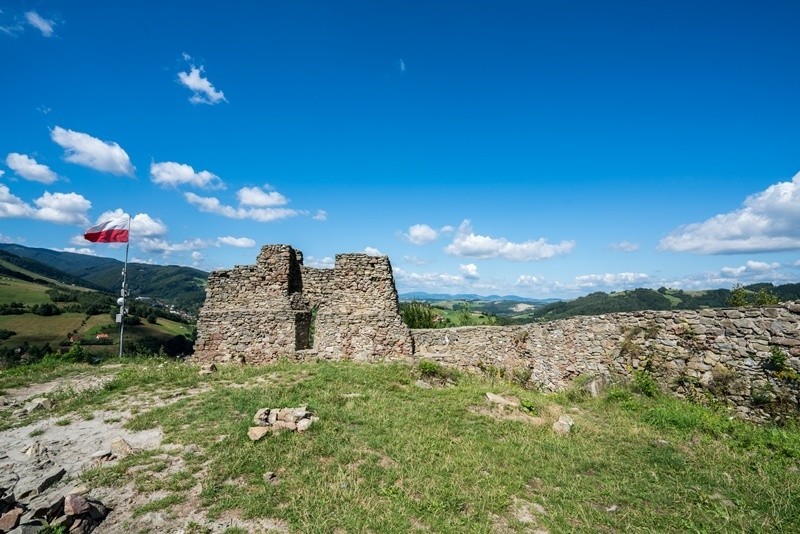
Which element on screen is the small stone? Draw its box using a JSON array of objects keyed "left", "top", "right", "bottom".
[
  {"left": 0, "top": 507, "right": 23, "bottom": 531},
  {"left": 110, "top": 437, "right": 133, "bottom": 457},
  {"left": 414, "top": 380, "right": 432, "bottom": 389},
  {"left": 247, "top": 427, "right": 270, "bottom": 441},
  {"left": 90, "top": 449, "right": 111, "bottom": 460},
  {"left": 263, "top": 471, "right": 279, "bottom": 485},
  {"left": 271, "top": 420, "right": 297, "bottom": 432},
  {"left": 296, "top": 418, "right": 313, "bottom": 432},
  {"left": 253, "top": 408, "right": 271, "bottom": 426},
  {"left": 485, "top": 393, "right": 520, "bottom": 407},
  {"left": 552, "top": 415, "right": 574, "bottom": 436},
  {"left": 86, "top": 499, "right": 110, "bottom": 521},
  {"left": 64, "top": 494, "right": 90, "bottom": 516},
  {"left": 605, "top": 504, "right": 619, "bottom": 513},
  {"left": 24, "top": 398, "right": 52, "bottom": 413}
]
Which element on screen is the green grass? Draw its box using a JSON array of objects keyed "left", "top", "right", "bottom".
[
  {"left": 5, "top": 358, "right": 798, "bottom": 532},
  {"left": 0, "top": 276, "right": 54, "bottom": 305},
  {"left": 0, "top": 313, "right": 88, "bottom": 347}
]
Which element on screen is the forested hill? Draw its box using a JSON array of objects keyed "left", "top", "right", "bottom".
[
  {"left": 0, "top": 244, "right": 209, "bottom": 312},
  {"left": 531, "top": 284, "right": 800, "bottom": 322}
]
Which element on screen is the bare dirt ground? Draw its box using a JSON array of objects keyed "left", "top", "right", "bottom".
[{"left": 0, "top": 372, "right": 287, "bottom": 533}]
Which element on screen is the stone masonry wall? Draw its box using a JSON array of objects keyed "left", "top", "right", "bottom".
[
  {"left": 193, "top": 243, "right": 799, "bottom": 421},
  {"left": 193, "top": 245, "right": 412, "bottom": 364},
  {"left": 411, "top": 303, "right": 800, "bottom": 421},
  {"left": 313, "top": 254, "right": 413, "bottom": 361}
]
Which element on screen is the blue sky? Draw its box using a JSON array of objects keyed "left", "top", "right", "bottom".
[{"left": 2, "top": 1, "right": 800, "bottom": 298}]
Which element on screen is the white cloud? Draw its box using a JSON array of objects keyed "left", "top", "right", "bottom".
[
  {"left": 33, "top": 191, "right": 91, "bottom": 225},
  {"left": 191, "top": 251, "right": 203, "bottom": 266},
  {"left": 24, "top": 11, "right": 54, "bottom": 37},
  {"left": 0, "top": 184, "right": 35, "bottom": 219},
  {"left": 445, "top": 220, "right": 575, "bottom": 261},
  {"left": 236, "top": 186, "right": 287, "bottom": 206},
  {"left": 516, "top": 275, "right": 543, "bottom": 287},
  {"left": 5, "top": 153, "right": 57, "bottom": 183},
  {"left": 177, "top": 56, "right": 227, "bottom": 105},
  {"left": 659, "top": 172, "right": 800, "bottom": 254},
  {"left": 59, "top": 247, "right": 96, "bottom": 256},
  {"left": 573, "top": 272, "right": 651, "bottom": 289},
  {"left": 440, "top": 225, "right": 455, "bottom": 233},
  {"left": 184, "top": 192, "right": 301, "bottom": 222},
  {"left": 0, "top": 233, "right": 23, "bottom": 244},
  {"left": 131, "top": 257, "right": 157, "bottom": 265},
  {"left": 459, "top": 263, "right": 479, "bottom": 280},
  {"left": 403, "top": 223, "right": 438, "bottom": 245},
  {"left": 610, "top": 241, "right": 639, "bottom": 252},
  {"left": 138, "top": 237, "right": 207, "bottom": 254},
  {"left": 217, "top": 236, "right": 255, "bottom": 248},
  {"left": 364, "top": 247, "right": 383, "bottom": 256},
  {"left": 97, "top": 209, "right": 168, "bottom": 237},
  {"left": 399, "top": 59, "right": 406, "bottom": 73},
  {"left": 305, "top": 256, "right": 335, "bottom": 268},
  {"left": 404, "top": 255, "right": 429, "bottom": 265},
  {"left": 313, "top": 210, "right": 327, "bottom": 221},
  {"left": 720, "top": 260, "right": 781, "bottom": 277},
  {"left": 51, "top": 126, "right": 135, "bottom": 177},
  {"left": 150, "top": 161, "right": 223, "bottom": 189},
  {"left": 393, "top": 267, "right": 464, "bottom": 290}
]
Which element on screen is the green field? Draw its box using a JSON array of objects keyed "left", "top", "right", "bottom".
[
  {"left": 0, "top": 276, "right": 54, "bottom": 305},
  {"left": 2, "top": 359, "right": 797, "bottom": 532},
  {"left": 0, "top": 312, "right": 90, "bottom": 347}
]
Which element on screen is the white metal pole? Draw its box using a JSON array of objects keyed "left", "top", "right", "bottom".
[{"left": 118, "top": 218, "right": 130, "bottom": 358}]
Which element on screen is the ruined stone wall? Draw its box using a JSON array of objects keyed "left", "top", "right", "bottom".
[
  {"left": 411, "top": 303, "right": 800, "bottom": 421},
  {"left": 193, "top": 245, "right": 412, "bottom": 364},
  {"left": 193, "top": 245, "right": 311, "bottom": 364},
  {"left": 313, "top": 254, "right": 413, "bottom": 361}
]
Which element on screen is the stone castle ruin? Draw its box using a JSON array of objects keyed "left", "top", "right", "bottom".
[
  {"left": 192, "top": 245, "right": 413, "bottom": 363},
  {"left": 194, "top": 244, "right": 800, "bottom": 422}
]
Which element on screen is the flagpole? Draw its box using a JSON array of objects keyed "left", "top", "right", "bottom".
[{"left": 118, "top": 217, "right": 130, "bottom": 358}]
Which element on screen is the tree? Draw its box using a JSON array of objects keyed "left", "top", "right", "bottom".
[
  {"left": 727, "top": 284, "right": 748, "bottom": 307},
  {"left": 458, "top": 302, "right": 476, "bottom": 326},
  {"left": 401, "top": 302, "right": 438, "bottom": 329},
  {"left": 755, "top": 287, "right": 779, "bottom": 306},
  {"left": 147, "top": 314, "right": 158, "bottom": 324}
]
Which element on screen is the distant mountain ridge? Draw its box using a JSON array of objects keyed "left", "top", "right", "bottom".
[
  {"left": 0, "top": 244, "right": 209, "bottom": 312},
  {"left": 400, "top": 291, "right": 560, "bottom": 304}
]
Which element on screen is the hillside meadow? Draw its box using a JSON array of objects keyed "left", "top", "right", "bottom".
[{"left": 1, "top": 358, "right": 798, "bottom": 532}]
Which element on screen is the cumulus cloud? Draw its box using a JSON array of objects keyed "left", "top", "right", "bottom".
[
  {"left": 399, "top": 59, "right": 406, "bottom": 73},
  {"left": 610, "top": 241, "right": 639, "bottom": 252},
  {"left": 305, "top": 256, "right": 335, "bottom": 269},
  {"left": 34, "top": 192, "right": 91, "bottom": 225},
  {"left": 516, "top": 275, "right": 543, "bottom": 287},
  {"left": 236, "top": 186, "right": 287, "bottom": 207},
  {"left": 659, "top": 172, "right": 800, "bottom": 254},
  {"left": 445, "top": 220, "right": 575, "bottom": 261},
  {"left": 138, "top": 237, "right": 207, "bottom": 254},
  {"left": 97, "top": 209, "right": 168, "bottom": 237},
  {"left": 393, "top": 267, "right": 464, "bottom": 290},
  {"left": 404, "top": 255, "right": 429, "bottom": 266},
  {"left": 51, "top": 126, "right": 135, "bottom": 177},
  {"left": 5, "top": 153, "right": 57, "bottom": 183},
  {"left": 178, "top": 55, "right": 227, "bottom": 105},
  {"left": 459, "top": 263, "right": 479, "bottom": 280},
  {"left": 0, "top": 233, "right": 20, "bottom": 244},
  {"left": 59, "top": 247, "right": 96, "bottom": 256},
  {"left": 150, "top": 161, "right": 223, "bottom": 189},
  {"left": 720, "top": 260, "right": 781, "bottom": 277},
  {"left": 402, "top": 223, "right": 438, "bottom": 245},
  {"left": 217, "top": 236, "right": 255, "bottom": 248},
  {"left": 0, "top": 186, "right": 92, "bottom": 226},
  {"left": 313, "top": 210, "right": 327, "bottom": 221},
  {"left": 0, "top": 184, "right": 35, "bottom": 219},
  {"left": 363, "top": 247, "right": 383, "bottom": 256},
  {"left": 184, "top": 191, "right": 301, "bottom": 222},
  {"left": 573, "top": 272, "right": 651, "bottom": 289},
  {"left": 24, "top": 11, "right": 54, "bottom": 37}
]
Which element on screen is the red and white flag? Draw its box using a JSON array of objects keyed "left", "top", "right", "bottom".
[{"left": 84, "top": 217, "right": 130, "bottom": 243}]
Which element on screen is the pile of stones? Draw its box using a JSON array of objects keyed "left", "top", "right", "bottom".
[
  {"left": 0, "top": 443, "right": 110, "bottom": 533},
  {"left": 247, "top": 406, "right": 318, "bottom": 441}
]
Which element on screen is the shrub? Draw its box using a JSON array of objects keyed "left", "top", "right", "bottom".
[{"left": 630, "top": 369, "right": 660, "bottom": 398}]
